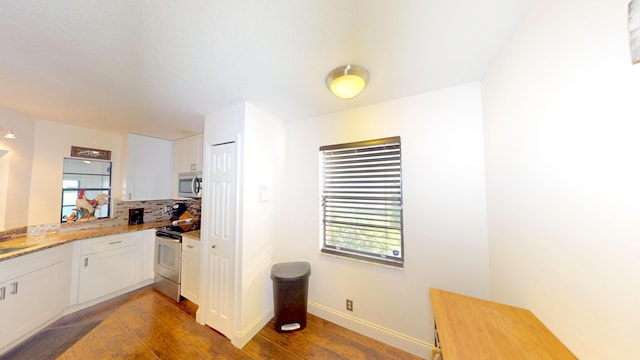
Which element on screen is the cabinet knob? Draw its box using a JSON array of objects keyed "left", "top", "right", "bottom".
[{"left": 211, "top": 245, "right": 216, "bottom": 249}]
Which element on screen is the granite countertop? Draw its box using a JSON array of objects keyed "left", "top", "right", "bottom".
[
  {"left": 182, "top": 230, "right": 201, "bottom": 240},
  {"left": 0, "top": 220, "right": 172, "bottom": 262}
]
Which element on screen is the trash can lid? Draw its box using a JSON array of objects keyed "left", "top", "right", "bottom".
[{"left": 271, "top": 261, "right": 311, "bottom": 280}]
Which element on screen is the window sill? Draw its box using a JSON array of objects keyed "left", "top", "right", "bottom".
[{"left": 320, "top": 248, "right": 404, "bottom": 269}]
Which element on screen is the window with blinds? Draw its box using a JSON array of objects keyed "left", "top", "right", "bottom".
[{"left": 320, "top": 136, "right": 404, "bottom": 267}]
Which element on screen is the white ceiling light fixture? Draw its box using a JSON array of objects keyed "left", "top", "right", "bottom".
[
  {"left": 326, "top": 64, "right": 369, "bottom": 99},
  {"left": 1, "top": 128, "right": 16, "bottom": 139}
]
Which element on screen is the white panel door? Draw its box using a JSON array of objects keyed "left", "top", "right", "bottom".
[{"left": 205, "top": 142, "right": 237, "bottom": 338}]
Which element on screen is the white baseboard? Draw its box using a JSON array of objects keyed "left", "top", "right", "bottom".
[
  {"left": 232, "top": 307, "right": 275, "bottom": 349},
  {"left": 0, "top": 315, "right": 60, "bottom": 356},
  {"left": 1, "top": 280, "right": 153, "bottom": 356},
  {"left": 308, "top": 301, "right": 431, "bottom": 359},
  {"left": 63, "top": 279, "right": 153, "bottom": 315}
]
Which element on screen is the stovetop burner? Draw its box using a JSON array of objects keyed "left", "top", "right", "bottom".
[{"left": 156, "top": 225, "right": 198, "bottom": 239}]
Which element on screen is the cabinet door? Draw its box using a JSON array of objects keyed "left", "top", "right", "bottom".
[
  {"left": 126, "top": 133, "right": 173, "bottom": 200},
  {"left": 181, "top": 251, "right": 200, "bottom": 304},
  {"left": 174, "top": 134, "right": 203, "bottom": 174},
  {"left": 173, "top": 137, "right": 189, "bottom": 175},
  {"left": 186, "top": 134, "right": 203, "bottom": 171},
  {"left": 0, "top": 261, "right": 67, "bottom": 349},
  {"left": 78, "top": 245, "right": 142, "bottom": 303}
]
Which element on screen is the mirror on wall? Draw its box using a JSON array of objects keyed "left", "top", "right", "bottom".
[{"left": 61, "top": 158, "right": 112, "bottom": 223}]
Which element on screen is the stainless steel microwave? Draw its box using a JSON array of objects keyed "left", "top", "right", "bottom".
[{"left": 178, "top": 171, "right": 202, "bottom": 198}]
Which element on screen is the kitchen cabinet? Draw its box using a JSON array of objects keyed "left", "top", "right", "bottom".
[
  {"left": 0, "top": 245, "right": 71, "bottom": 351},
  {"left": 174, "top": 133, "right": 204, "bottom": 174},
  {"left": 77, "top": 232, "right": 151, "bottom": 304},
  {"left": 181, "top": 234, "right": 200, "bottom": 304},
  {"left": 126, "top": 133, "right": 173, "bottom": 200}
]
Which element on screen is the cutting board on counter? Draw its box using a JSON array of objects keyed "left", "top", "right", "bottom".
[{"left": 178, "top": 211, "right": 195, "bottom": 231}]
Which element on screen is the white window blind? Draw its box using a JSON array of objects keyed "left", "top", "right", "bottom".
[{"left": 320, "top": 136, "right": 403, "bottom": 267}]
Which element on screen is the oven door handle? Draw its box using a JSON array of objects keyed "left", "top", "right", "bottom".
[{"left": 156, "top": 235, "right": 182, "bottom": 243}]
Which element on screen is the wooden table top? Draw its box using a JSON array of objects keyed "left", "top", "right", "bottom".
[{"left": 429, "top": 288, "right": 576, "bottom": 360}]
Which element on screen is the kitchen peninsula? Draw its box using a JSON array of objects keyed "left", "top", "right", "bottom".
[
  {"left": 0, "top": 219, "right": 182, "bottom": 355},
  {"left": 0, "top": 220, "right": 169, "bottom": 261}
]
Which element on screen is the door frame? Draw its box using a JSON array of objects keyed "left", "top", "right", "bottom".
[{"left": 197, "top": 136, "right": 243, "bottom": 346}]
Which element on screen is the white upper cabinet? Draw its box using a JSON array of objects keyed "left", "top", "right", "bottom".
[
  {"left": 126, "top": 133, "right": 173, "bottom": 200},
  {"left": 173, "top": 134, "right": 203, "bottom": 198},
  {"left": 173, "top": 134, "right": 203, "bottom": 174}
]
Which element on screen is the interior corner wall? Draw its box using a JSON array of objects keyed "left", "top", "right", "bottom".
[
  {"left": 281, "top": 83, "right": 490, "bottom": 356},
  {"left": 28, "top": 120, "right": 123, "bottom": 226},
  {"left": 0, "top": 108, "right": 35, "bottom": 230},
  {"left": 203, "top": 102, "right": 286, "bottom": 347},
  {"left": 238, "top": 103, "right": 286, "bottom": 336},
  {"left": 482, "top": 0, "right": 640, "bottom": 358}
]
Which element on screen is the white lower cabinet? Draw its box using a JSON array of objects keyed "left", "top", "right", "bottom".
[
  {"left": 78, "top": 245, "right": 142, "bottom": 303},
  {"left": 77, "top": 232, "right": 151, "bottom": 304},
  {"left": 181, "top": 235, "right": 200, "bottom": 304},
  {"left": 0, "top": 230, "right": 154, "bottom": 355},
  {"left": 0, "top": 245, "right": 71, "bottom": 351}
]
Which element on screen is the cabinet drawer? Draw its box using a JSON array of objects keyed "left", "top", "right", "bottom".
[
  {"left": 0, "top": 245, "right": 69, "bottom": 283},
  {"left": 182, "top": 237, "right": 200, "bottom": 255},
  {"left": 80, "top": 234, "right": 138, "bottom": 255}
]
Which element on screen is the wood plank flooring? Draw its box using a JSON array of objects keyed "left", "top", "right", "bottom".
[{"left": 32, "top": 286, "right": 424, "bottom": 359}]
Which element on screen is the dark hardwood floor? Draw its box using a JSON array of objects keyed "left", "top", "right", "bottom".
[{"left": 13, "top": 286, "right": 423, "bottom": 359}]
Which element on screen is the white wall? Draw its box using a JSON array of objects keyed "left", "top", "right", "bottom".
[
  {"left": 482, "top": 0, "right": 640, "bottom": 358},
  {"left": 0, "top": 149, "right": 7, "bottom": 229},
  {"left": 281, "top": 83, "right": 490, "bottom": 356},
  {"left": 29, "top": 120, "right": 123, "bottom": 226},
  {"left": 239, "top": 103, "right": 286, "bottom": 334},
  {"left": 0, "top": 109, "right": 35, "bottom": 230}
]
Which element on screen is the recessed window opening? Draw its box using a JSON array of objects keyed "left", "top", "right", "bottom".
[
  {"left": 319, "top": 136, "right": 404, "bottom": 267},
  {"left": 61, "top": 158, "right": 112, "bottom": 222}
]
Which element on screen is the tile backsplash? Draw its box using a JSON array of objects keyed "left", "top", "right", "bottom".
[
  {"left": 0, "top": 198, "right": 202, "bottom": 239},
  {"left": 112, "top": 199, "right": 173, "bottom": 225},
  {"left": 113, "top": 198, "right": 202, "bottom": 225},
  {"left": 0, "top": 226, "right": 28, "bottom": 241}
]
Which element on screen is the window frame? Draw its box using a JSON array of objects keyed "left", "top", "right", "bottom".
[
  {"left": 319, "top": 136, "right": 404, "bottom": 267},
  {"left": 61, "top": 158, "right": 112, "bottom": 223}
]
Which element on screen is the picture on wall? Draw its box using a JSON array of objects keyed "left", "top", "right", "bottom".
[
  {"left": 630, "top": 0, "right": 640, "bottom": 64},
  {"left": 70, "top": 146, "right": 111, "bottom": 160}
]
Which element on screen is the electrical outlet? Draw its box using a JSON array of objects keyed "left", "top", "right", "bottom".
[
  {"left": 346, "top": 299, "right": 353, "bottom": 311},
  {"left": 164, "top": 205, "right": 171, "bottom": 213}
]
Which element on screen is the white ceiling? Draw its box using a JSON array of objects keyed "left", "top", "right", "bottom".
[{"left": 0, "top": 0, "right": 534, "bottom": 140}]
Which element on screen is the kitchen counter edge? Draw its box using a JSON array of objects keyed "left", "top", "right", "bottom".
[{"left": 0, "top": 220, "right": 172, "bottom": 262}]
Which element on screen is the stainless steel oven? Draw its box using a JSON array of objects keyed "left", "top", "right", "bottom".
[{"left": 153, "top": 228, "right": 182, "bottom": 301}]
